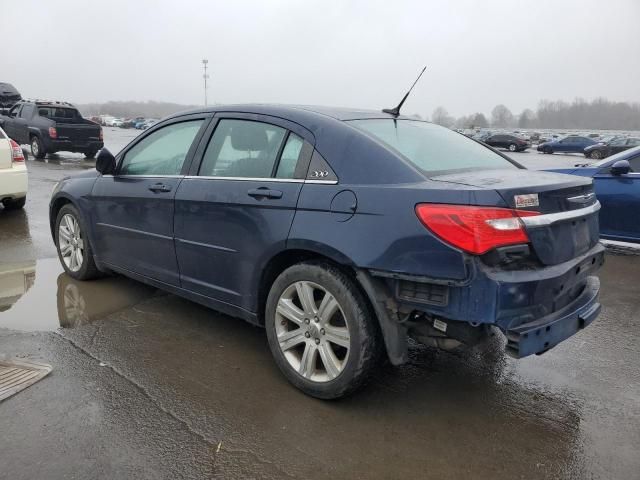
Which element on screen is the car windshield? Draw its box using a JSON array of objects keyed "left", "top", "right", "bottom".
[
  {"left": 348, "top": 119, "right": 519, "bottom": 175},
  {"left": 590, "top": 145, "right": 640, "bottom": 167}
]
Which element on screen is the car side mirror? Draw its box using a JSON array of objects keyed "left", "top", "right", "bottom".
[
  {"left": 96, "top": 148, "right": 116, "bottom": 175},
  {"left": 610, "top": 159, "right": 631, "bottom": 176}
]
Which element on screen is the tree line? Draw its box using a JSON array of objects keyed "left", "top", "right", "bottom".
[{"left": 430, "top": 98, "right": 640, "bottom": 131}]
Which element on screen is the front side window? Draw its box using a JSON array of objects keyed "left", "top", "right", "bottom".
[
  {"left": 348, "top": 119, "right": 518, "bottom": 175},
  {"left": 120, "top": 120, "right": 203, "bottom": 175},
  {"left": 199, "top": 119, "right": 286, "bottom": 178}
]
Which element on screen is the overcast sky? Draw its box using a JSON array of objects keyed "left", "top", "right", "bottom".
[{"left": 2, "top": 0, "right": 639, "bottom": 118}]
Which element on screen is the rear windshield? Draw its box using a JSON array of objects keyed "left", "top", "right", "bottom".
[
  {"left": 38, "top": 107, "right": 79, "bottom": 120},
  {"left": 348, "top": 119, "right": 519, "bottom": 175}
]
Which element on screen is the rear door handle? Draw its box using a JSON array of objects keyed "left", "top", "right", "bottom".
[
  {"left": 247, "top": 188, "right": 283, "bottom": 199},
  {"left": 148, "top": 183, "right": 172, "bottom": 193}
]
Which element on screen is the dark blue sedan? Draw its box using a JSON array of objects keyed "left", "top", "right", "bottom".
[
  {"left": 49, "top": 105, "right": 604, "bottom": 398},
  {"left": 547, "top": 146, "right": 640, "bottom": 244},
  {"left": 537, "top": 135, "right": 597, "bottom": 154}
]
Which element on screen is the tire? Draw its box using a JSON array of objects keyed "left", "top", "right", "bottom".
[
  {"left": 589, "top": 150, "right": 602, "bottom": 160},
  {"left": 543, "top": 146, "right": 553, "bottom": 154},
  {"left": 2, "top": 196, "right": 26, "bottom": 210},
  {"left": 55, "top": 204, "right": 101, "bottom": 280},
  {"left": 265, "top": 261, "right": 381, "bottom": 399},
  {"left": 30, "top": 135, "right": 46, "bottom": 159},
  {"left": 84, "top": 149, "right": 97, "bottom": 159},
  {"left": 508, "top": 143, "right": 517, "bottom": 152}
]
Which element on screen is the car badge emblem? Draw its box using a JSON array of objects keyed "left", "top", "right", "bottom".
[{"left": 514, "top": 193, "right": 539, "bottom": 208}]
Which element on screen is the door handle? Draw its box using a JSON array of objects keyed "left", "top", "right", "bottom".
[
  {"left": 247, "top": 187, "right": 283, "bottom": 199},
  {"left": 148, "top": 183, "right": 172, "bottom": 193}
]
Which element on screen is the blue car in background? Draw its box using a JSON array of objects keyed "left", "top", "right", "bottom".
[
  {"left": 49, "top": 105, "right": 604, "bottom": 398},
  {"left": 538, "top": 135, "right": 597, "bottom": 154},
  {"left": 547, "top": 146, "right": 640, "bottom": 244}
]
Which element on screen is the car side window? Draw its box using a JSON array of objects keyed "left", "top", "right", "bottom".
[
  {"left": 19, "top": 105, "right": 33, "bottom": 118},
  {"left": 8, "top": 105, "right": 20, "bottom": 117},
  {"left": 199, "top": 119, "right": 286, "bottom": 178},
  {"left": 275, "top": 133, "right": 304, "bottom": 179},
  {"left": 119, "top": 120, "right": 203, "bottom": 176}
]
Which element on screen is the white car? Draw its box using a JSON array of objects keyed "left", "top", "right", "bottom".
[{"left": 0, "top": 126, "right": 27, "bottom": 210}]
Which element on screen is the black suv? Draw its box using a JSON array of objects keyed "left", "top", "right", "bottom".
[{"left": 0, "top": 100, "right": 103, "bottom": 159}]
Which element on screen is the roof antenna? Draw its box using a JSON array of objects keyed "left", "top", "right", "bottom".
[{"left": 382, "top": 66, "right": 427, "bottom": 117}]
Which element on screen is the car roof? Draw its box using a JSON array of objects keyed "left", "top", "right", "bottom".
[{"left": 167, "top": 103, "right": 417, "bottom": 124}]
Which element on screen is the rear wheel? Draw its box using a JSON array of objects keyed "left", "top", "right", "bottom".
[
  {"left": 30, "top": 135, "right": 46, "bottom": 159},
  {"left": 265, "top": 262, "right": 381, "bottom": 399},
  {"left": 2, "top": 196, "right": 26, "bottom": 210},
  {"left": 55, "top": 204, "right": 101, "bottom": 280},
  {"left": 508, "top": 143, "right": 517, "bottom": 152},
  {"left": 589, "top": 150, "right": 602, "bottom": 160}
]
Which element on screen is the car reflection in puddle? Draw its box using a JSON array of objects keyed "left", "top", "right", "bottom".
[{"left": 0, "top": 258, "right": 157, "bottom": 331}]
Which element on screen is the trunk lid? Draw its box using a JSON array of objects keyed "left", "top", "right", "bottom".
[{"left": 430, "top": 169, "right": 599, "bottom": 265}]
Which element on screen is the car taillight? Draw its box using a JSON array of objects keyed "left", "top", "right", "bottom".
[
  {"left": 415, "top": 204, "right": 540, "bottom": 255},
  {"left": 99, "top": 128, "right": 103, "bottom": 141},
  {"left": 49, "top": 127, "right": 57, "bottom": 139},
  {"left": 9, "top": 139, "right": 25, "bottom": 163}
]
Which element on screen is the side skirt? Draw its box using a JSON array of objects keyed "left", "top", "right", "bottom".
[{"left": 98, "top": 260, "right": 259, "bottom": 325}]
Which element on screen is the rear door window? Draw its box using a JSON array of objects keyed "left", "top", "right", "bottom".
[
  {"left": 119, "top": 120, "right": 204, "bottom": 175},
  {"left": 199, "top": 119, "right": 286, "bottom": 178}
]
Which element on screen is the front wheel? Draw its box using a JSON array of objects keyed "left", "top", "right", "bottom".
[
  {"left": 265, "top": 262, "right": 381, "bottom": 399},
  {"left": 589, "top": 150, "right": 603, "bottom": 160},
  {"left": 30, "top": 135, "right": 46, "bottom": 159},
  {"left": 508, "top": 143, "right": 517, "bottom": 152},
  {"left": 55, "top": 204, "right": 101, "bottom": 280}
]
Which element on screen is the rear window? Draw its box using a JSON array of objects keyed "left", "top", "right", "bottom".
[
  {"left": 38, "top": 107, "right": 79, "bottom": 120},
  {"left": 348, "top": 119, "right": 519, "bottom": 174}
]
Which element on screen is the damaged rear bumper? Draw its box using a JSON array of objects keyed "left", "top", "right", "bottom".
[{"left": 505, "top": 276, "right": 600, "bottom": 357}]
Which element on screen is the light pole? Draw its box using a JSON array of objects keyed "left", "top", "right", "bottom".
[{"left": 202, "top": 59, "right": 209, "bottom": 106}]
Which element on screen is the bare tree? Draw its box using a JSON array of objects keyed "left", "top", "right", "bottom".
[
  {"left": 491, "top": 105, "right": 514, "bottom": 128},
  {"left": 432, "top": 106, "right": 454, "bottom": 127},
  {"left": 518, "top": 109, "right": 536, "bottom": 128}
]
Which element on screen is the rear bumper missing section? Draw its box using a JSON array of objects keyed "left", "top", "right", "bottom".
[{"left": 505, "top": 276, "right": 600, "bottom": 357}]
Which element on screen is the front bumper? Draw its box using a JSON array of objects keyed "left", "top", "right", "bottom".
[{"left": 505, "top": 275, "right": 600, "bottom": 357}]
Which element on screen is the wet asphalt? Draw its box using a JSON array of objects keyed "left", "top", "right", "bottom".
[{"left": 0, "top": 129, "right": 638, "bottom": 479}]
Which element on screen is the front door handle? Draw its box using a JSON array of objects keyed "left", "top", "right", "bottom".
[
  {"left": 248, "top": 188, "right": 283, "bottom": 199},
  {"left": 148, "top": 183, "right": 172, "bottom": 193}
]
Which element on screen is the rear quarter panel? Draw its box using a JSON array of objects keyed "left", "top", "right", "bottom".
[{"left": 288, "top": 181, "right": 506, "bottom": 281}]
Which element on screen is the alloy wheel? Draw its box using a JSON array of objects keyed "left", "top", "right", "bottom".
[
  {"left": 274, "top": 281, "right": 351, "bottom": 382},
  {"left": 31, "top": 138, "right": 39, "bottom": 157},
  {"left": 58, "top": 213, "right": 85, "bottom": 272}
]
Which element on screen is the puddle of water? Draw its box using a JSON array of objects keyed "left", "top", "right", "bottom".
[{"left": 0, "top": 258, "right": 157, "bottom": 331}]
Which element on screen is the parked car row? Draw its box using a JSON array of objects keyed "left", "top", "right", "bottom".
[{"left": 93, "top": 115, "right": 158, "bottom": 130}]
